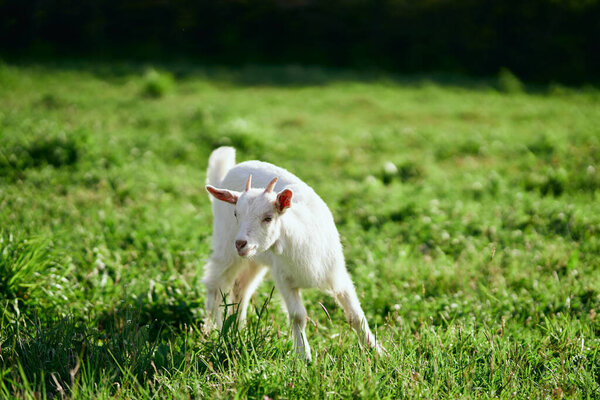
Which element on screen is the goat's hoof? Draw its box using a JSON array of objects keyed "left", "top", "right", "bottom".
[
  {"left": 294, "top": 350, "right": 312, "bottom": 363},
  {"left": 200, "top": 320, "right": 218, "bottom": 335},
  {"left": 374, "top": 343, "right": 388, "bottom": 356}
]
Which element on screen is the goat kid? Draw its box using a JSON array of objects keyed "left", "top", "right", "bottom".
[{"left": 203, "top": 146, "right": 381, "bottom": 361}]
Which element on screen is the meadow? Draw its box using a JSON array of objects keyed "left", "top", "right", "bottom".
[{"left": 0, "top": 62, "right": 599, "bottom": 399}]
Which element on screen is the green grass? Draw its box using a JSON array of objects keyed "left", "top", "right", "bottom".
[{"left": 0, "top": 61, "right": 599, "bottom": 399}]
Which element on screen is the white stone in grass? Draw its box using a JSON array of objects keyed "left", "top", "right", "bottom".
[
  {"left": 383, "top": 161, "right": 398, "bottom": 175},
  {"left": 471, "top": 181, "right": 483, "bottom": 191},
  {"left": 364, "top": 175, "right": 378, "bottom": 185}
]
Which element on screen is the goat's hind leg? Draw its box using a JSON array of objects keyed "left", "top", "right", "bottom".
[{"left": 333, "top": 271, "right": 383, "bottom": 354}]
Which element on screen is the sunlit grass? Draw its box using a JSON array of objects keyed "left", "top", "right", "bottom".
[{"left": 0, "top": 62, "right": 599, "bottom": 398}]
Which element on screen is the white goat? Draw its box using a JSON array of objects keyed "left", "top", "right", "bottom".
[{"left": 203, "top": 146, "right": 381, "bottom": 361}]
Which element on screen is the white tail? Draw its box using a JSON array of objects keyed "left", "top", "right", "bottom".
[{"left": 206, "top": 147, "right": 236, "bottom": 200}]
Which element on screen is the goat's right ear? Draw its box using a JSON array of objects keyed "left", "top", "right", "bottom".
[{"left": 206, "top": 185, "right": 239, "bottom": 204}]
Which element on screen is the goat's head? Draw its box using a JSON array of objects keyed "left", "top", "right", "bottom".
[{"left": 206, "top": 175, "right": 293, "bottom": 257}]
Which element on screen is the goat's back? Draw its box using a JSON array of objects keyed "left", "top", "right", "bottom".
[
  {"left": 222, "top": 161, "right": 300, "bottom": 190},
  {"left": 223, "top": 161, "right": 320, "bottom": 205}
]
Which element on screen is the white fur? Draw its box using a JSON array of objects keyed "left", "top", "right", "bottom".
[
  {"left": 203, "top": 146, "right": 381, "bottom": 361},
  {"left": 206, "top": 146, "right": 236, "bottom": 202}
]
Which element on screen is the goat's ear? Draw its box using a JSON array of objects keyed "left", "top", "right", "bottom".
[
  {"left": 206, "top": 185, "right": 239, "bottom": 204},
  {"left": 276, "top": 189, "right": 293, "bottom": 213}
]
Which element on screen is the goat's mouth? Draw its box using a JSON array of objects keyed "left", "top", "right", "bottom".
[{"left": 237, "top": 246, "right": 257, "bottom": 257}]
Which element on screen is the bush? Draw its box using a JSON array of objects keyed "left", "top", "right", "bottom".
[
  {"left": 141, "top": 68, "right": 174, "bottom": 99},
  {"left": 0, "top": 132, "right": 80, "bottom": 179},
  {"left": 497, "top": 68, "right": 524, "bottom": 93}
]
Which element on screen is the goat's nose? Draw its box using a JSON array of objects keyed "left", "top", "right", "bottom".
[{"left": 235, "top": 240, "right": 247, "bottom": 251}]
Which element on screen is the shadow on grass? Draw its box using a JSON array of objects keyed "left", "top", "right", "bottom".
[
  {"left": 0, "top": 290, "right": 279, "bottom": 397},
  {"left": 4, "top": 58, "right": 522, "bottom": 91}
]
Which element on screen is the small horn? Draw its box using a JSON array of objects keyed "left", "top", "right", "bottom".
[
  {"left": 264, "top": 177, "right": 278, "bottom": 193},
  {"left": 245, "top": 174, "right": 252, "bottom": 192}
]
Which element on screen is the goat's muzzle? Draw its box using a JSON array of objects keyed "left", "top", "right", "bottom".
[
  {"left": 235, "top": 240, "right": 256, "bottom": 257},
  {"left": 235, "top": 240, "right": 247, "bottom": 251}
]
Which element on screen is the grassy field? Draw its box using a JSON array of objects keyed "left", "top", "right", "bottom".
[{"left": 1, "top": 62, "right": 599, "bottom": 399}]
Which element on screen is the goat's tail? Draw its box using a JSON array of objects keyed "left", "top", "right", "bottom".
[{"left": 206, "top": 146, "right": 236, "bottom": 193}]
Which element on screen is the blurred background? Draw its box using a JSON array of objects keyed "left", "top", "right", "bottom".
[{"left": 1, "top": 0, "right": 599, "bottom": 84}]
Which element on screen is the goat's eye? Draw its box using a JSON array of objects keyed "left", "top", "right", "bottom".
[
  {"left": 263, "top": 216, "right": 272, "bottom": 223},
  {"left": 234, "top": 211, "right": 237, "bottom": 218}
]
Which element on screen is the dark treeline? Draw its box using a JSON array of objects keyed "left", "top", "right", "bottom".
[{"left": 1, "top": 0, "right": 599, "bottom": 84}]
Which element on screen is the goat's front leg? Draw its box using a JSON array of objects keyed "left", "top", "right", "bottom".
[
  {"left": 202, "top": 258, "right": 242, "bottom": 330},
  {"left": 273, "top": 270, "right": 312, "bottom": 362},
  {"left": 232, "top": 262, "right": 267, "bottom": 328}
]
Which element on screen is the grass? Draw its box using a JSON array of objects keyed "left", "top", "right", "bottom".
[{"left": 0, "top": 61, "right": 599, "bottom": 398}]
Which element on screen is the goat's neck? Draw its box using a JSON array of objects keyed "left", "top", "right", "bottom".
[{"left": 272, "top": 210, "right": 310, "bottom": 256}]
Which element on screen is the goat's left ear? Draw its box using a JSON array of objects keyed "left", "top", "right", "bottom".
[{"left": 276, "top": 189, "right": 293, "bottom": 213}]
